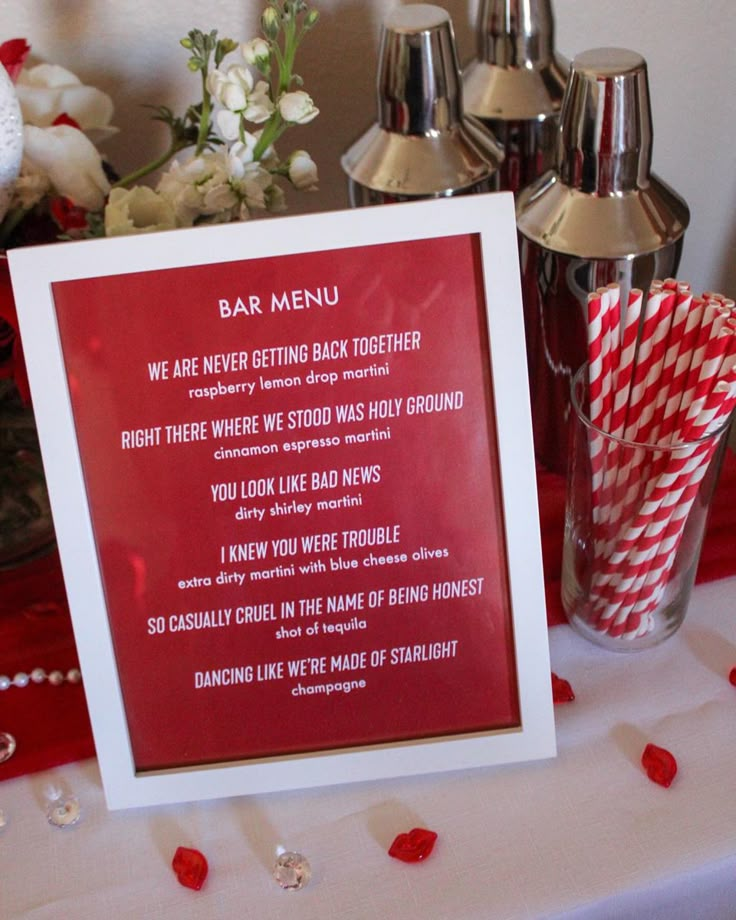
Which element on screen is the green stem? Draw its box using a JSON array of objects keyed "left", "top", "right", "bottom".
[
  {"left": 112, "top": 141, "right": 189, "bottom": 189},
  {"left": 196, "top": 68, "right": 211, "bottom": 156},
  {"left": 279, "top": 13, "right": 298, "bottom": 94},
  {"left": 252, "top": 113, "right": 286, "bottom": 162},
  {"left": 271, "top": 41, "right": 285, "bottom": 97}
]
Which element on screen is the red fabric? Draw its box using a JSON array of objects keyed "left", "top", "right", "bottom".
[
  {"left": 0, "top": 450, "right": 734, "bottom": 780},
  {"left": 0, "top": 551, "right": 94, "bottom": 780}
]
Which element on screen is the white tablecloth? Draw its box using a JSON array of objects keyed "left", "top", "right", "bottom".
[{"left": 2, "top": 577, "right": 735, "bottom": 919}]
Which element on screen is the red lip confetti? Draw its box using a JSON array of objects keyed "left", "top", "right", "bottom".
[
  {"left": 172, "top": 846, "right": 209, "bottom": 890},
  {"left": 551, "top": 672, "right": 575, "bottom": 703},
  {"left": 728, "top": 667, "right": 736, "bottom": 687},
  {"left": 388, "top": 828, "right": 438, "bottom": 863},
  {"left": 641, "top": 743, "right": 677, "bottom": 788}
]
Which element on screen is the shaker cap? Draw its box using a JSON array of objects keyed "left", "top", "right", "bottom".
[
  {"left": 558, "top": 47, "right": 651, "bottom": 194},
  {"left": 341, "top": 4, "right": 503, "bottom": 196},
  {"left": 463, "top": 0, "right": 568, "bottom": 121},
  {"left": 516, "top": 46, "right": 689, "bottom": 258}
]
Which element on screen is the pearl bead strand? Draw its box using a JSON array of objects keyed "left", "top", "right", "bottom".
[{"left": 0, "top": 668, "right": 82, "bottom": 690}]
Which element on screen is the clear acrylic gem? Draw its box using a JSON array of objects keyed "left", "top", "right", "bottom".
[
  {"left": 0, "top": 732, "right": 16, "bottom": 763},
  {"left": 273, "top": 851, "right": 311, "bottom": 890},
  {"left": 46, "top": 794, "right": 81, "bottom": 828}
]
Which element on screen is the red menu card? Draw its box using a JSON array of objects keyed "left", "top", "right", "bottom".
[{"left": 11, "top": 196, "right": 554, "bottom": 807}]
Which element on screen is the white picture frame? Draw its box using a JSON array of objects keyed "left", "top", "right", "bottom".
[{"left": 9, "top": 193, "right": 555, "bottom": 809}]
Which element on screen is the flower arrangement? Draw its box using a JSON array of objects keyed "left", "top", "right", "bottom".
[
  {"left": 0, "top": 0, "right": 320, "bottom": 248},
  {"left": 0, "top": 2, "right": 320, "bottom": 562}
]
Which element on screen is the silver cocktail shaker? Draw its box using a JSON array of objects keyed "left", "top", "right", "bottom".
[
  {"left": 341, "top": 3, "right": 504, "bottom": 205},
  {"left": 516, "top": 48, "right": 690, "bottom": 474},
  {"left": 462, "top": 0, "right": 568, "bottom": 193}
]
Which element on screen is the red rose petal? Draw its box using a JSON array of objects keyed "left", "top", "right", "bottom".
[
  {"left": 728, "top": 667, "right": 736, "bottom": 687},
  {"left": 0, "top": 38, "right": 31, "bottom": 82},
  {"left": 388, "top": 828, "right": 438, "bottom": 863},
  {"left": 50, "top": 196, "right": 89, "bottom": 231},
  {"left": 172, "top": 846, "right": 208, "bottom": 890},
  {"left": 641, "top": 743, "right": 677, "bottom": 788},
  {"left": 52, "top": 112, "right": 83, "bottom": 131},
  {"left": 551, "top": 672, "right": 575, "bottom": 703}
]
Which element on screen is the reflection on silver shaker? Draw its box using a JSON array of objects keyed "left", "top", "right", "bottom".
[
  {"left": 341, "top": 3, "right": 504, "bottom": 204},
  {"left": 462, "top": 0, "right": 568, "bottom": 194},
  {"left": 516, "top": 48, "right": 689, "bottom": 474}
]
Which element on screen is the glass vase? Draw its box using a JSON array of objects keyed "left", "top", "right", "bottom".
[{"left": 561, "top": 365, "right": 731, "bottom": 651}]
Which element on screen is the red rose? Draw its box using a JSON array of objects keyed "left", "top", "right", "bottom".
[
  {"left": 50, "top": 196, "right": 90, "bottom": 233},
  {"left": 0, "top": 38, "right": 31, "bottom": 83},
  {"left": 0, "top": 257, "right": 30, "bottom": 403}
]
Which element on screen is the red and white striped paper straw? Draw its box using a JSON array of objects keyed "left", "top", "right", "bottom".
[{"left": 576, "top": 280, "right": 736, "bottom": 640}]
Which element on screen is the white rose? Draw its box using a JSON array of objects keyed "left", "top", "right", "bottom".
[
  {"left": 16, "top": 63, "right": 116, "bottom": 142},
  {"left": 104, "top": 186, "right": 177, "bottom": 236},
  {"left": 22, "top": 124, "right": 110, "bottom": 210},
  {"left": 241, "top": 38, "right": 270, "bottom": 70},
  {"left": 277, "top": 91, "right": 319, "bottom": 125},
  {"left": 286, "top": 150, "right": 318, "bottom": 190}
]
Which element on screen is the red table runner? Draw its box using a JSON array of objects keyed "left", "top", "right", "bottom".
[{"left": 2, "top": 450, "right": 735, "bottom": 780}]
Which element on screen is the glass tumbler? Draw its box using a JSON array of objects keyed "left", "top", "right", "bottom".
[{"left": 562, "top": 365, "right": 732, "bottom": 651}]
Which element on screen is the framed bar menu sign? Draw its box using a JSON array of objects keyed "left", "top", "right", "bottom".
[{"left": 10, "top": 193, "right": 555, "bottom": 809}]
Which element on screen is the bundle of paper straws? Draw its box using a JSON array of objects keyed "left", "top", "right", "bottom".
[{"left": 582, "top": 279, "right": 736, "bottom": 639}]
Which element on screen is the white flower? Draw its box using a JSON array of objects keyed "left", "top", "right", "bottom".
[
  {"left": 278, "top": 91, "right": 319, "bottom": 125},
  {"left": 228, "top": 136, "right": 258, "bottom": 168},
  {"left": 228, "top": 130, "right": 278, "bottom": 170},
  {"left": 16, "top": 63, "right": 116, "bottom": 143},
  {"left": 157, "top": 150, "right": 238, "bottom": 226},
  {"left": 207, "top": 65, "right": 273, "bottom": 123},
  {"left": 215, "top": 109, "right": 241, "bottom": 142},
  {"left": 241, "top": 38, "right": 270, "bottom": 70},
  {"left": 243, "top": 82, "right": 273, "bottom": 123},
  {"left": 264, "top": 184, "right": 287, "bottom": 213},
  {"left": 227, "top": 154, "right": 273, "bottom": 212},
  {"left": 286, "top": 150, "right": 318, "bottom": 190},
  {"left": 104, "top": 186, "right": 177, "bottom": 236},
  {"left": 208, "top": 65, "right": 250, "bottom": 111},
  {"left": 21, "top": 124, "right": 110, "bottom": 210}
]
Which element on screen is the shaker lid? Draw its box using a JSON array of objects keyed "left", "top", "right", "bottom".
[
  {"left": 341, "top": 3, "right": 503, "bottom": 196},
  {"left": 463, "top": 0, "right": 568, "bottom": 121},
  {"left": 516, "top": 173, "right": 690, "bottom": 259},
  {"left": 516, "top": 47, "right": 689, "bottom": 258}
]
